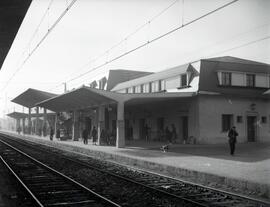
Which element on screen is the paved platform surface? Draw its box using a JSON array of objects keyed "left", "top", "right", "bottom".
[{"left": 1, "top": 131, "right": 270, "bottom": 200}]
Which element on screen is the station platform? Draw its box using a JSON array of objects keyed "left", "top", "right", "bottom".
[{"left": 1, "top": 131, "right": 269, "bottom": 201}]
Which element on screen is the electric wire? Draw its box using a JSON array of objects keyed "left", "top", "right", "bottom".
[
  {"left": 1, "top": 0, "right": 78, "bottom": 92},
  {"left": 52, "top": 0, "right": 180, "bottom": 90},
  {"left": 50, "top": 0, "right": 239, "bottom": 91}
]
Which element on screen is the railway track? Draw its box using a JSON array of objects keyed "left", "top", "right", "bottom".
[
  {"left": 1, "top": 133, "right": 269, "bottom": 207},
  {"left": 0, "top": 138, "right": 120, "bottom": 207}
]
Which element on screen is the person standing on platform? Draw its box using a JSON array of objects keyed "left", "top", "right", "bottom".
[
  {"left": 171, "top": 124, "right": 177, "bottom": 143},
  {"left": 144, "top": 124, "right": 150, "bottom": 141},
  {"left": 49, "top": 127, "right": 54, "bottom": 141},
  {"left": 228, "top": 126, "right": 238, "bottom": 155},
  {"left": 82, "top": 128, "right": 88, "bottom": 144},
  {"left": 92, "top": 126, "right": 97, "bottom": 145},
  {"left": 165, "top": 126, "right": 172, "bottom": 143}
]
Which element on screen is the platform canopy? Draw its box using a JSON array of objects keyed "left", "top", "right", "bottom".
[
  {"left": 36, "top": 85, "right": 197, "bottom": 112},
  {"left": 12, "top": 88, "right": 58, "bottom": 108},
  {"left": 0, "top": 0, "right": 32, "bottom": 70},
  {"left": 6, "top": 112, "right": 28, "bottom": 119},
  {"left": 36, "top": 86, "right": 126, "bottom": 112}
]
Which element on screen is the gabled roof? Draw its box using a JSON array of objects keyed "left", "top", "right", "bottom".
[
  {"left": 12, "top": 88, "right": 58, "bottom": 108},
  {"left": 198, "top": 58, "right": 270, "bottom": 98},
  {"left": 36, "top": 86, "right": 125, "bottom": 112},
  {"left": 203, "top": 56, "right": 270, "bottom": 67},
  {"left": 107, "top": 69, "right": 153, "bottom": 91},
  {"left": 7, "top": 112, "right": 28, "bottom": 119},
  {"left": 111, "top": 64, "right": 192, "bottom": 91},
  {"left": 6, "top": 111, "right": 55, "bottom": 119}
]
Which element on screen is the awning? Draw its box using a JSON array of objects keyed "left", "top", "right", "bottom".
[
  {"left": 12, "top": 88, "right": 58, "bottom": 108},
  {"left": 36, "top": 86, "right": 125, "bottom": 112},
  {"left": 6, "top": 112, "right": 28, "bottom": 119},
  {"left": 0, "top": 0, "right": 32, "bottom": 70},
  {"left": 6, "top": 111, "right": 55, "bottom": 119}
]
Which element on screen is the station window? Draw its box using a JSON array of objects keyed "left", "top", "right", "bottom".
[
  {"left": 221, "top": 72, "right": 231, "bottom": 86},
  {"left": 140, "top": 84, "right": 143, "bottom": 93},
  {"left": 261, "top": 116, "right": 267, "bottom": 123},
  {"left": 151, "top": 81, "right": 159, "bottom": 92},
  {"left": 135, "top": 85, "right": 141, "bottom": 93},
  {"left": 127, "top": 87, "right": 133, "bottom": 93},
  {"left": 143, "top": 83, "right": 150, "bottom": 93},
  {"left": 165, "top": 76, "right": 180, "bottom": 90},
  {"left": 159, "top": 80, "right": 165, "bottom": 91},
  {"left": 246, "top": 74, "right": 255, "bottom": 87},
  {"left": 132, "top": 86, "right": 136, "bottom": 93},
  {"left": 222, "top": 114, "right": 233, "bottom": 132},
  {"left": 125, "top": 88, "right": 128, "bottom": 93},
  {"left": 237, "top": 116, "right": 243, "bottom": 123},
  {"left": 181, "top": 74, "right": 187, "bottom": 87}
]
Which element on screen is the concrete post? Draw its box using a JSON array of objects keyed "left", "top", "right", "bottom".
[
  {"left": 35, "top": 107, "right": 39, "bottom": 135},
  {"left": 97, "top": 106, "right": 105, "bottom": 145},
  {"left": 42, "top": 108, "right": 47, "bottom": 137},
  {"left": 22, "top": 118, "right": 25, "bottom": 134},
  {"left": 54, "top": 114, "right": 58, "bottom": 139},
  {"left": 116, "top": 101, "right": 125, "bottom": 148},
  {"left": 28, "top": 107, "right": 31, "bottom": 134},
  {"left": 15, "top": 118, "right": 19, "bottom": 132},
  {"left": 72, "top": 111, "right": 80, "bottom": 141}
]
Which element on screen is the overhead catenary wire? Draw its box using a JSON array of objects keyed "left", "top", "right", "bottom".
[
  {"left": 50, "top": 0, "right": 239, "bottom": 91},
  {"left": 53, "top": 0, "right": 180, "bottom": 90},
  {"left": 1, "top": 0, "right": 78, "bottom": 92},
  {"left": 3, "top": 0, "right": 55, "bottom": 91},
  {"left": 24, "top": 0, "right": 55, "bottom": 58}
]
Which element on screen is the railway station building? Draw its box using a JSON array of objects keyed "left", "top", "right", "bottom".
[{"left": 11, "top": 56, "right": 270, "bottom": 147}]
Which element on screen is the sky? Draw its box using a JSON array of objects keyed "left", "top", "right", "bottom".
[{"left": 0, "top": 0, "right": 270, "bottom": 117}]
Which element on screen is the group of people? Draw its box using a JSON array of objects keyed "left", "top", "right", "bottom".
[
  {"left": 82, "top": 126, "right": 97, "bottom": 145},
  {"left": 165, "top": 124, "right": 177, "bottom": 144},
  {"left": 82, "top": 127, "right": 116, "bottom": 145}
]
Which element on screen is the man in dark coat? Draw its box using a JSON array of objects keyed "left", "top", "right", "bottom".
[
  {"left": 92, "top": 126, "right": 97, "bottom": 145},
  {"left": 49, "top": 127, "right": 54, "bottom": 141},
  {"left": 228, "top": 126, "right": 238, "bottom": 155},
  {"left": 82, "top": 128, "right": 88, "bottom": 145}
]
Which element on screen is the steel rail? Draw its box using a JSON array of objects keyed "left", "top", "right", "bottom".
[
  {"left": 9, "top": 133, "right": 270, "bottom": 206},
  {"left": 1, "top": 133, "right": 270, "bottom": 206},
  {"left": 0, "top": 155, "right": 44, "bottom": 207},
  {"left": 0, "top": 138, "right": 121, "bottom": 207}
]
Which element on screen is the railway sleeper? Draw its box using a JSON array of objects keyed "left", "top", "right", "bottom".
[
  {"left": 45, "top": 199, "right": 98, "bottom": 207},
  {"left": 41, "top": 194, "right": 92, "bottom": 203}
]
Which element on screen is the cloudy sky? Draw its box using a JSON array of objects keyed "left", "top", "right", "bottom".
[{"left": 0, "top": 0, "right": 270, "bottom": 117}]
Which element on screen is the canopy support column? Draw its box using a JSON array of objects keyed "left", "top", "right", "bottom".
[
  {"left": 42, "top": 108, "right": 47, "bottom": 137},
  {"left": 116, "top": 101, "right": 125, "bottom": 148},
  {"left": 54, "top": 114, "right": 58, "bottom": 139},
  {"left": 98, "top": 106, "right": 105, "bottom": 145},
  {"left": 35, "top": 107, "right": 39, "bottom": 135},
  {"left": 72, "top": 110, "right": 80, "bottom": 141},
  {"left": 28, "top": 107, "right": 31, "bottom": 134},
  {"left": 15, "top": 118, "right": 19, "bottom": 133},
  {"left": 22, "top": 118, "right": 25, "bottom": 134}
]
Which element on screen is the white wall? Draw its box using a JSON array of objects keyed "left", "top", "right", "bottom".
[{"left": 198, "top": 95, "right": 270, "bottom": 144}]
